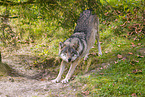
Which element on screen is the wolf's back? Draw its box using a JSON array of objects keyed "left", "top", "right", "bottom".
[
  {"left": 74, "top": 10, "right": 97, "bottom": 42},
  {"left": 74, "top": 10, "right": 92, "bottom": 33}
]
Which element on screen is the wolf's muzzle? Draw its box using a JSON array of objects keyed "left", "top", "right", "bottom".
[{"left": 68, "top": 58, "right": 71, "bottom": 62}]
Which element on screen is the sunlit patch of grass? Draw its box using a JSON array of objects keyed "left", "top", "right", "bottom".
[
  {"left": 78, "top": 55, "right": 145, "bottom": 96},
  {"left": 76, "top": 38, "right": 145, "bottom": 96}
]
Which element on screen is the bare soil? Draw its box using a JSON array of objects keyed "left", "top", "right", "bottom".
[{"left": 0, "top": 47, "right": 83, "bottom": 97}]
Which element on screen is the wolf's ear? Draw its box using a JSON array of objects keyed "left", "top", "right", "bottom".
[
  {"left": 59, "top": 42, "right": 64, "bottom": 49},
  {"left": 73, "top": 42, "right": 79, "bottom": 50}
]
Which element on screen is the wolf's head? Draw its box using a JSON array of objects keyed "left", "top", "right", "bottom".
[{"left": 59, "top": 42, "right": 79, "bottom": 63}]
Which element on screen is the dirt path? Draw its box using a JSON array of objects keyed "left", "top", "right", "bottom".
[
  {"left": 0, "top": 49, "right": 81, "bottom": 97},
  {"left": 0, "top": 77, "right": 76, "bottom": 97}
]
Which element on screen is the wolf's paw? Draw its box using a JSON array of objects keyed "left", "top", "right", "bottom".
[
  {"left": 51, "top": 78, "right": 60, "bottom": 83},
  {"left": 98, "top": 52, "right": 102, "bottom": 56},
  {"left": 84, "top": 53, "right": 89, "bottom": 61},
  {"left": 84, "top": 56, "right": 88, "bottom": 61},
  {"left": 61, "top": 78, "right": 69, "bottom": 83}
]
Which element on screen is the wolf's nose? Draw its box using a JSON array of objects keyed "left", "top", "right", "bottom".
[{"left": 68, "top": 58, "right": 71, "bottom": 62}]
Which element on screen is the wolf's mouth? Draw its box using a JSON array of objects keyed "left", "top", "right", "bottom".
[{"left": 68, "top": 58, "right": 71, "bottom": 62}]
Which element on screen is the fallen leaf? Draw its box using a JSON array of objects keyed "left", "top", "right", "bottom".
[
  {"left": 131, "top": 43, "right": 136, "bottom": 47},
  {"left": 135, "top": 60, "right": 139, "bottom": 63},
  {"left": 117, "top": 54, "right": 122, "bottom": 59},
  {"left": 139, "top": 70, "right": 142, "bottom": 73},
  {"left": 100, "top": 67, "right": 103, "bottom": 70},
  {"left": 132, "top": 69, "right": 142, "bottom": 74},
  {"left": 131, "top": 93, "right": 137, "bottom": 97},
  {"left": 114, "top": 26, "right": 117, "bottom": 29},
  {"left": 40, "top": 78, "right": 46, "bottom": 81},
  {"left": 132, "top": 69, "right": 138, "bottom": 73},
  {"left": 140, "top": 56, "right": 144, "bottom": 58},
  {"left": 115, "top": 61, "right": 118, "bottom": 64},
  {"left": 117, "top": 45, "right": 120, "bottom": 47},
  {"left": 113, "top": 83, "right": 115, "bottom": 86},
  {"left": 115, "top": 19, "right": 118, "bottom": 21},
  {"left": 104, "top": 12, "right": 108, "bottom": 16},
  {"left": 137, "top": 55, "right": 144, "bottom": 58},
  {"left": 133, "top": 37, "right": 137, "bottom": 40},
  {"left": 120, "top": 23, "right": 126, "bottom": 27},
  {"left": 128, "top": 52, "right": 133, "bottom": 55},
  {"left": 99, "top": 73, "right": 104, "bottom": 75},
  {"left": 103, "top": 20, "right": 106, "bottom": 24},
  {"left": 130, "top": 62, "right": 135, "bottom": 65},
  {"left": 138, "top": 43, "right": 141, "bottom": 46},
  {"left": 121, "top": 57, "right": 126, "bottom": 61},
  {"left": 82, "top": 90, "right": 90, "bottom": 95},
  {"left": 127, "top": 21, "right": 130, "bottom": 23}
]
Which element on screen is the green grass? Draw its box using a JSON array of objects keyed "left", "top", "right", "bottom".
[
  {"left": 75, "top": 51, "right": 145, "bottom": 96},
  {"left": 74, "top": 27, "right": 145, "bottom": 96},
  {"left": 80, "top": 56, "right": 145, "bottom": 96}
]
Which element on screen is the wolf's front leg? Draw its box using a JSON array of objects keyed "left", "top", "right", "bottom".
[
  {"left": 61, "top": 59, "right": 79, "bottom": 83},
  {"left": 52, "top": 60, "right": 66, "bottom": 83}
]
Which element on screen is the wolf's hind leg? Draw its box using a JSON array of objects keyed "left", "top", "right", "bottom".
[
  {"left": 96, "top": 32, "right": 102, "bottom": 56},
  {"left": 52, "top": 61, "right": 66, "bottom": 83},
  {"left": 61, "top": 59, "right": 79, "bottom": 83},
  {"left": 95, "top": 17, "right": 102, "bottom": 56},
  {"left": 84, "top": 53, "right": 89, "bottom": 60},
  {"left": 97, "top": 41, "right": 102, "bottom": 56}
]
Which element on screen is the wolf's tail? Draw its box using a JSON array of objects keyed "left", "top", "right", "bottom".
[
  {"left": 74, "top": 10, "right": 92, "bottom": 32},
  {"left": 79, "top": 9, "right": 92, "bottom": 20}
]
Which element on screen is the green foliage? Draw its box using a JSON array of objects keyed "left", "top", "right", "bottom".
[{"left": 0, "top": 0, "right": 144, "bottom": 47}]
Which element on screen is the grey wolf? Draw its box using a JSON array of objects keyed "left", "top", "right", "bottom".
[{"left": 52, "top": 9, "right": 102, "bottom": 83}]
